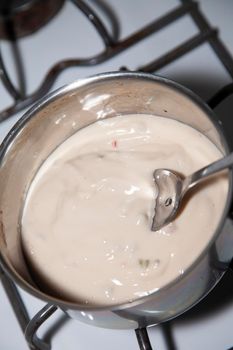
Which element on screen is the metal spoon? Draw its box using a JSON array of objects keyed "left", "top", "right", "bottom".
[{"left": 151, "top": 152, "right": 233, "bottom": 231}]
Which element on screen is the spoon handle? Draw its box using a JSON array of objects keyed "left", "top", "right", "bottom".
[{"left": 183, "top": 151, "right": 233, "bottom": 193}]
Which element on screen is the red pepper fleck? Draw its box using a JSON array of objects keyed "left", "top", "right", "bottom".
[{"left": 112, "top": 139, "right": 118, "bottom": 149}]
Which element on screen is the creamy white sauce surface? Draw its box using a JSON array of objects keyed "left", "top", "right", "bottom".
[{"left": 21, "top": 114, "right": 228, "bottom": 305}]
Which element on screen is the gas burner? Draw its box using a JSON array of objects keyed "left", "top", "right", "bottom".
[{"left": 0, "top": 0, "right": 65, "bottom": 38}]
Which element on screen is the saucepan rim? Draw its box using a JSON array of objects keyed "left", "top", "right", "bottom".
[{"left": 0, "top": 71, "right": 232, "bottom": 312}]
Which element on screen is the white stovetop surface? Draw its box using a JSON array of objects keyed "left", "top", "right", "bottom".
[{"left": 1, "top": 1, "right": 233, "bottom": 349}]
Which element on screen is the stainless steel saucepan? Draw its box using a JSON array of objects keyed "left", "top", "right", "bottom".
[{"left": 0, "top": 72, "right": 233, "bottom": 330}]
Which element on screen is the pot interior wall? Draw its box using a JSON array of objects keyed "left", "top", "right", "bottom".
[{"left": 0, "top": 74, "right": 227, "bottom": 300}]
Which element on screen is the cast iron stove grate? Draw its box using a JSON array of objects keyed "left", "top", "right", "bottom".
[{"left": 0, "top": 0, "right": 233, "bottom": 349}]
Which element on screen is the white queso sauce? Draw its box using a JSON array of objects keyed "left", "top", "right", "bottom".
[{"left": 21, "top": 114, "right": 228, "bottom": 305}]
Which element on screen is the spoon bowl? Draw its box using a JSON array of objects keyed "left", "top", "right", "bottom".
[
  {"left": 152, "top": 169, "right": 184, "bottom": 231},
  {"left": 151, "top": 151, "right": 233, "bottom": 231}
]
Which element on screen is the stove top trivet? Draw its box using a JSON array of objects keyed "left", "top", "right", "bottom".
[
  {"left": 0, "top": 0, "right": 233, "bottom": 122},
  {"left": 1, "top": 0, "right": 233, "bottom": 349}
]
